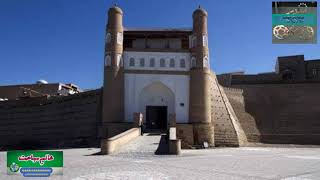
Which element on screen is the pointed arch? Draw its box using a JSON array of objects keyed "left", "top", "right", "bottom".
[{"left": 138, "top": 81, "right": 175, "bottom": 125}]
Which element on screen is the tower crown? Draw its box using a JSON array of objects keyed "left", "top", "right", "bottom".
[
  {"left": 192, "top": 7, "right": 208, "bottom": 17},
  {"left": 192, "top": 6, "right": 208, "bottom": 35},
  {"left": 108, "top": 5, "right": 123, "bottom": 15},
  {"left": 105, "top": 5, "right": 123, "bottom": 68},
  {"left": 107, "top": 5, "right": 123, "bottom": 30},
  {"left": 190, "top": 6, "right": 209, "bottom": 69}
]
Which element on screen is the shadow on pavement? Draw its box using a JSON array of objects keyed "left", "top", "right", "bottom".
[{"left": 155, "top": 135, "right": 169, "bottom": 155}]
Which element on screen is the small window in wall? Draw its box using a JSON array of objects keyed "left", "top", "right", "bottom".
[
  {"left": 191, "top": 57, "right": 196, "bottom": 68},
  {"left": 169, "top": 58, "right": 175, "bottom": 68},
  {"left": 203, "top": 56, "right": 209, "bottom": 68},
  {"left": 312, "top": 68, "right": 317, "bottom": 76},
  {"left": 140, "top": 58, "right": 145, "bottom": 67},
  {"left": 150, "top": 58, "right": 155, "bottom": 67},
  {"left": 189, "top": 35, "right": 197, "bottom": 48},
  {"left": 160, "top": 58, "right": 166, "bottom": 67},
  {"left": 106, "top": 33, "right": 111, "bottom": 44},
  {"left": 282, "top": 70, "right": 293, "bottom": 80},
  {"left": 192, "top": 36, "right": 197, "bottom": 48},
  {"left": 105, "top": 55, "right": 111, "bottom": 66},
  {"left": 116, "top": 54, "right": 122, "bottom": 67},
  {"left": 202, "top": 35, "right": 208, "bottom": 47},
  {"left": 180, "top": 59, "right": 186, "bottom": 68},
  {"left": 129, "top": 58, "right": 135, "bottom": 67},
  {"left": 165, "top": 40, "right": 170, "bottom": 48},
  {"left": 117, "top": 32, "right": 123, "bottom": 45}
]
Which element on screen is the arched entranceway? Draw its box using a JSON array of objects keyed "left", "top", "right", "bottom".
[{"left": 139, "top": 81, "right": 175, "bottom": 130}]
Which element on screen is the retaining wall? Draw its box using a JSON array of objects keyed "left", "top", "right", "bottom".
[
  {"left": 0, "top": 89, "right": 102, "bottom": 150},
  {"left": 226, "top": 83, "right": 320, "bottom": 144}
]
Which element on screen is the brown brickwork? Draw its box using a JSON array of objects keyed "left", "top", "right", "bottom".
[
  {"left": 0, "top": 89, "right": 102, "bottom": 149},
  {"left": 101, "top": 122, "right": 133, "bottom": 138},
  {"left": 228, "top": 83, "right": 320, "bottom": 144},
  {"left": 193, "top": 123, "right": 214, "bottom": 146},
  {"left": 223, "top": 87, "right": 261, "bottom": 142},
  {"left": 209, "top": 72, "right": 247, "bottom": 146},
  {"left": 189, "top": 8, "right": 214, "bottom": 146},
  {"left": 176, "top": 123, "right": 194, "bottom": 148},
  {"left": 102, "top": 6, "right": 125, "bottom": 132}
]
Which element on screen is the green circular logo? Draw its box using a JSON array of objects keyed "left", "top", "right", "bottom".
[{"left": 9, "top": 162, "right": 19, "bottom": 172}]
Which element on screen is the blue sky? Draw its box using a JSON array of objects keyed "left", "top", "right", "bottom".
[{"left": 0, "top": 0, "right": 319, "bottom": 89}]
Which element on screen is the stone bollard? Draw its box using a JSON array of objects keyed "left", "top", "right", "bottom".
[
  {"left": 167, "top": 114, "right": 181, "bottom": 155},
  {"left": 100, "top": 139, "right": 111, "bottom": 155},
  {"left": 169, "top": 139, "right": 181, "bottom": 155}
]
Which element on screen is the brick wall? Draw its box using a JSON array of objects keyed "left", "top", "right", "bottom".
[
  {"left": 176, "top": 123, "right": 194, "bottom": 148},
  {"left": 210, "top": 72, "right": 247, "bottom": 146},
  {"left": 0, "top": 89, "right": 102, "bottom": 150},
  {"left": 223, "top": 87, "right": 261, "bottom": 142},
  {"left": 227, "top": 83, "right": 320, "bottom": 144},
  {"left": 231, "top": 74, "right": 282, "bottom": 85}
]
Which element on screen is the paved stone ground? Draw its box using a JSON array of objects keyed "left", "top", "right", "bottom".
[
  {"left": 111, "top": 133, "right": 163, "bottom": 158},
  {"left": 1, "top": 136, "right": 320, "bottom": 180}
]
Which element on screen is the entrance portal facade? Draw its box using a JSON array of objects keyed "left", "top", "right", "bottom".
[
  {"left": 139, "top": 82, "right": 174, "bottom": 129},
  {"left": 124, "top": 74, "right": 189, "bottom": 123},
  {"left": 103, "top": 5, "right": 247, "bottom": 148}
]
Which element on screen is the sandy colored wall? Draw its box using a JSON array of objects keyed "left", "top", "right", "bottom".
[
  {"left": 209, "top": 72, "right": 247, "bottom": 146},
  {"left": 0, "top": 89, "right": 102, "bottom": 150},
  {"left": 226, "top": 83, "right": 320, "bottom": 144},
  {"left": 101, "top": 128, "right": 141, "bottom": 154},
  {"left": 223, "top": 87, "right": 261, "bottom": 142},
  {"left": 176, "top": 123, "right": 194, "bottom": 148}
]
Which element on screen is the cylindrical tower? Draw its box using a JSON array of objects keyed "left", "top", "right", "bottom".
[
  {"left": 102, "top": 5, "right": 124, "bottom": 137},
  {"left": 189, "top": 7, "right": 214, "bottom": 146}
]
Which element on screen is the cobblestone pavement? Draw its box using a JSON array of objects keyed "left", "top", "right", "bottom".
[{"left": 1, "top": 137, "right": 320, "bottom": 180}]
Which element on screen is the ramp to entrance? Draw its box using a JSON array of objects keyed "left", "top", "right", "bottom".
[{"left": 112, "top": 133, "right": 164, "bottom": 158}]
